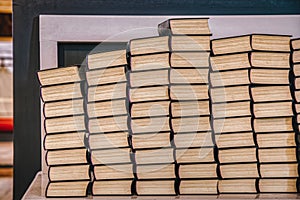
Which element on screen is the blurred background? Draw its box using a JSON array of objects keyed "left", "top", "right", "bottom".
[{"left": 0, "top": 0, "right": 13, "bottom": 199}]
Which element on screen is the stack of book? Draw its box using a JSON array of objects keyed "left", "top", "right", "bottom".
[
  {"left": 211, "top": 34, "right": 298, "bottom": 193},
  {"left": 211, "top": 35, "right": 258, "bottom": 194},
  {"left": 38, "top": 66, "right": 91, "bottom": 197},
  {"left": 128, "top": 36, "right": 176, "bottom": 196},
  {"left": 248, "top": 35, "right": 297, "bottom": 193},
  {"left": 86, "top": 50, "right": 134, "bottom": 195},
  {"left": 158, "top": 18, "right": 218, "bottom": 195}
]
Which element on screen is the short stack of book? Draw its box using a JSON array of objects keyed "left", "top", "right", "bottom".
[
  {"left": 211, "top": 35, "right": 258, "bottom": 194},
  {"left": 86, "top": 50, "right": 134, "bottom": 195},
  {"left": 158, "top": 18, "right": 218, "bottom": 195},
  {"left": 38, "top": 66, "right": 91, "bottom": 197},
  {"left": 128, "top": 36, "right": 176, "bottom": 196}
]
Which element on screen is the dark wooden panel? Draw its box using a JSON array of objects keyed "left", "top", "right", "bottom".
[{"left": 13, "top": 0, "right": 300, "bottom": 199}]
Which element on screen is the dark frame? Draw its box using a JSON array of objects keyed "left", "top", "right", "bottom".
[{"left": 13, "top": 0, "right": 300, "bottom": 199}]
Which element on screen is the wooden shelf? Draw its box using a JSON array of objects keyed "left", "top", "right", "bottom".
[{"left": 22, "top": 172, "right": 300, "bottom": 200}]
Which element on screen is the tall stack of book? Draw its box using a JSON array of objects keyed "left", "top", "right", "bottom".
[
  {"left": 249, "top": 35, "right": 297, "bottom": 193},
  {"left": 212, "top": 34, "right": 298, "bottom": 193},
  {"left": 38, "top": 66, "right": 91, "bottom": 197},
  {"left": 86, "top": 50, "right": 134, "bottom": 195},
  {"left": 291, "top": 37, "right": 300, "bottom": 192},
  {"left": 211, "top": 35, "right": 258, "bottom": 194},
  {"left": 128, "top": 36, "right": 176, "bottom": 195},
  {"left": 158, "top": 18, "right": 218, "bottom": 195}
]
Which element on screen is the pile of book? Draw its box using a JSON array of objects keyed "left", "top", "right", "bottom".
[
  {"left": 249, "top": 35, "right": 297, "bottom": 193},
  {"left": 37, "top": 18, "right": 300, "bottom": 197},
  {"left": 210, "top": 35, "right": 258, "bottom": 194},
  {"left": 129, "top": 36, "right": 176, "bottom": 195},
  {"left": 38, "top": 66, "right": 91, "bottom": 197},
  {"left": 158, "top": 18, "right": 218, "bottom": 195},
  {"left": 86, "top": 50, "right": 134, "bottom": 195},
  {"left": 211, "top": 34, "right": 298, "bottom": 193}
]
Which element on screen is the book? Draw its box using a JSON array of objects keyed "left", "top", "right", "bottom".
[
  {"left": 131, "top": 117, "right": 170, "bottom": 134},
  {"left": 211, "top": 34, "right": 291, "bottom": 55},
  {"left": 91, "top": 148, "right": 132, "bottom": 165},
  {"left": 171, "top": 100, "right": 210, "bottom": 117},
  {"left": 44, "top": 115, "right": 85, "bottom": 134},
  {"left": 129, "top": 86, "right": 169, "bottom": 103},
  {"left": 88, "top": 132, "right": 129, "bottom": 150},
  {"left": 251, "top": 85, "right": 292, "bottom": 102},
  {"left": 158, "top": 18, "right": 211, "bottom": 35},
  {"left": 87, "top": 49, "right": 127, "bottom": 70},
  {"left": 43, "top": 99, "right": 84, "bottom": 118},
  {"left": 253, "top": 117, "right": 293, "bottom": 133},
  {"left": 131, "top": 132, "right": 171, "bottom": 149},
  {"left": 87, "top": 99, "right": 127, "bottom": 118},
  {"left": 136, "top": 164, "right": 175, "bottom": 179},
  {"left": 88, "top": 115, "right": 128, "bottom": 133},
  {"left": 178, "top": 163, "right": 218, "bottom": 178},
  {"left": 174, "top": 132, "right": 213, "bottom": 148},
  {"left": 220, "top": 163, "right": 259, "bottom": 178},
  {"left": 210, "top": 69, "right": 250, "bottom": 87},
  {"left": 216, "top": 132, "right": 255, "bottom": 148},
  {"left": 48, "top": 164, "right": 90, "bottom": 181},
  {"left": 46, "top": 148, "right": 89, "bottom": 166},
  {"left": 86, "top": 66, "right": 126, "bottom": 86},
  {"left": 41, "top": 82, "right": 83, "bottom": 102},
  {"left": 93, "top": 164, "right": 134, "bottom": 180},
  {"left": 256, "top": 132, "right": 296, "bottom": 148},
  {"left": 176, "top": 148, "right": 215, "bottom": 163},
  {"left": 179, "top": 180, "right": 218, "bottom": 195},
  {"left": 136, "top": 180, "right": 176, "bottom": 195},
  {"left": 170, "top": 52, "right": 210, "bottom": 67},
  {"left": 260, "top": 163, "right": 298, "bottom": 178},
  {"left": 218, "top": 179, "right": 257, "bottom": 193},
  {"left": 46, "top": 181, "right": 90, "bottom": 197},
  {"left": 134, "top": 148, "right": 174, "bottom": 165},
  {"left": 131, "top": 101, "right": 169, "bottom": 118},
  {"left": 253, "top": 102, "right": 293, "bottom": 118},
  {"left": 37, "top": 66, "right": 83, "bottom": 86},
  {"left": 258, "top": 147, "right": 297, "bottom": 163},
  {"left": 170, "top": 85, "right": 209, "bottom": 100},
  {"left": 213, "top": 117, "right": 252, "bottom": 134},
  {"left": 44, "top": 132, "right": 86, "bottom": 150},
  {"left": 210, "top": 85, "right": 250, "bottom": 103},
  {"left": 210, "top": 52, "right": 250, "bottom": 71},
  {"left": 259, "top": 179, "right": 297, "bottom": 193},
  {"left": 171, "top": 116, "right": 211, "bottom": 133},
  {"left": 129, "top": 69, "right": 168, "bottom": 87},
  {"left": 87, "top": 82, "right": 127, "bottom": 102},
  {"left": 170, "top": 68, "right": 209, "bottom": 84},
  {"left": 218, "top": 147, "right": 257, "bottom": 164},
  {"left": 92, "top": 180, "right": 132, "bottom": 195},
  {"left": 212, "top": 101, "right": 251, "bottom": 118}
]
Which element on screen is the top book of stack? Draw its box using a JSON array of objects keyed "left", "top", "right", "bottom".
[{"left": 158, "top": 18, "right": 211, "bottom": 36}]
